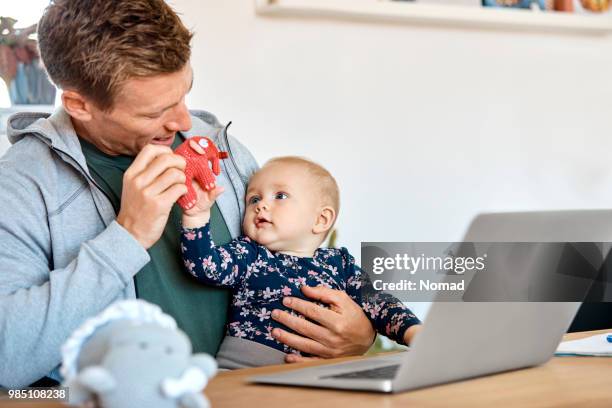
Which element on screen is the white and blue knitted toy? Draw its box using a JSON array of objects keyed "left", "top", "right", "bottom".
[{"left": 61, "top": 300, "right": 217, "bottom": 408}]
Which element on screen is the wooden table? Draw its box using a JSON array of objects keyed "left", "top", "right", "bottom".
[
  {"left": 207, "top": 329, "right": 612, "bottom": 408},
  {"left": 2, "top": 329, "right": 611, "bottom": 407}
]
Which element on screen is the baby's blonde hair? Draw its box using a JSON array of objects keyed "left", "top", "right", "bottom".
[{"left": 262, "top": 156, "right": 340, "bottom": 217}]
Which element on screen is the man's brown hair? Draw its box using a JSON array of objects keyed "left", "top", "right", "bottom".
[{"left": 38, "top": 0, "right": 193, "bottom": 111}]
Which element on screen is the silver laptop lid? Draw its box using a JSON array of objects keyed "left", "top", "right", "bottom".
[
  {"left": 391, "top": 210, "right": 607, "bottom": 391},
  {"left": 464, "top": 209, "right": 612, "bottom": 242}
]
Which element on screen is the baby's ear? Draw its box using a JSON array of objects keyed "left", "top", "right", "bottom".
[{"left": 313, "top": 206, "right": 336, "bottom": 235}]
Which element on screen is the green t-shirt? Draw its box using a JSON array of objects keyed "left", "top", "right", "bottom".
[{"left": 80, "top": 136, "right": 232, "bottom": 355}]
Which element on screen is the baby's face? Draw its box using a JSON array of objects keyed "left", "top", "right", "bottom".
[{"left": 243, "top": 162, "right": 321, "bottom": 253}]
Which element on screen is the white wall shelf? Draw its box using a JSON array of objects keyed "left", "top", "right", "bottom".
[{"left": 255, "top": 0, "right": 612, "bottom": 35}]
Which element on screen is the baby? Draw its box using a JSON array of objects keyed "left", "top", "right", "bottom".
[{"left": 180, "top": 153, "right": 421, "bottom": 369}]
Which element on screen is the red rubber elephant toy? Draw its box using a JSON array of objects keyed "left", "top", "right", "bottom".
[{"left": 175, "top": 136, "right": 228, "bottom": 210}]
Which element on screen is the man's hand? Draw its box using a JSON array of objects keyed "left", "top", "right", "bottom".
[
  {"left": 116, "top": 144, "right": 188, "bottom": 249},
  {"left": 271, "top": 285, "right": 375, "bottom": 363}
]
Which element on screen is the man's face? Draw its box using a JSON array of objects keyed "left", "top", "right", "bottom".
[{"left": 78, "top": 64, "right": 194, "bottom": 156}]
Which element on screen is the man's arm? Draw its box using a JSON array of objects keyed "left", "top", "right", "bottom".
[
  {"left": 0, "top": 170, "right": 150, "bottom": 388},
  {"left": 0, "top": 144, "right": 187, "bottom": 387}
]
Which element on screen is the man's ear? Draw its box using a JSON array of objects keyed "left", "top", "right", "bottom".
[
  {"left": 62, "top": 90, "right": 94, "bottom": 122},
  {"left": 313, "top": 206, "right": 336, "bottom": 235}
]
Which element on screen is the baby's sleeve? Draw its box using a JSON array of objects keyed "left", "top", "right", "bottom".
[
  {"left": 342, "top": 248, "right": 421, "bottom": 346},
  {"left": 180, "top": 222, "right": 257, "bottom": 289}
]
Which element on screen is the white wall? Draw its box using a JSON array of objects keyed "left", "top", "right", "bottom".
[
  {"left": 172, "top": 1, "right": 612, "bottom": 319},
  {"left": 4, "top": 1, "right": 611, "bottom": 319},
  {"left": 174, "top": 0, "right": 612, "bottom": 248}
]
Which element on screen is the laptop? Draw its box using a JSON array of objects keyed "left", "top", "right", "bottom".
[{"left": 249, "top": 210, "right": 610, "bottom": 393}]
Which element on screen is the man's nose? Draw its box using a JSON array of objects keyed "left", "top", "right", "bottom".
[{"left": 165, "top": 101, "right": 192, "bottom": 132}]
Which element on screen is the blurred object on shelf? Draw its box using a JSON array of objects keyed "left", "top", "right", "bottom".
[
  {"left": 482, "top": 0, "right": 548, "bottom": 9},
  {"left": 555, "top": 0, "right": 575, "bottom": 11},
  {"left": 574, "top": 0, "right": 610, "bottom": 12},
  {"left": 402, "top": 0, "right": 481, "bottom": 6},
  {"left": 0, "top": 16, "right": 56, "bottom": 105}
]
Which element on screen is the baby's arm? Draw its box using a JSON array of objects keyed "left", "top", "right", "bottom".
[
  {"left": 180, "top": 172, "right": 254, "bottom": 288},
  {"left": 181, "top": 138, "right": 225, "bottom": 229},
  {"left": 342, "top": 249, "right": 422, "bottom": 346},
  {"left": 181, "top": 222, "right": 257, "bottom": 289}
]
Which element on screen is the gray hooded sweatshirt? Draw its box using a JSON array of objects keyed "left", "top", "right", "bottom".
[{"left": 0, "top": 107, "right": 258, "bottom": 388}]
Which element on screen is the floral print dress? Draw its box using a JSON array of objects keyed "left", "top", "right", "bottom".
[{"left": 181, "top": 223, "right": 421, "bottom": 355}]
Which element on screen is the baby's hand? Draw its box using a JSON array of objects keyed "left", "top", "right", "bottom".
[
  {"left": 403, "top": 324, "right": 422, "bottom": 346},
  {"left": 182, "top": 181, "right": 224, "bottom": 228}
]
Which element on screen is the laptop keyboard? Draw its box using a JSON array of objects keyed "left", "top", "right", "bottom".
[{"left": 321, "top": 364, "right": 400, "bottom": 380}]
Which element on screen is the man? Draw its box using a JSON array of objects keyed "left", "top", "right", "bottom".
[{"left": 0, "top": 0, "right": 375, "bottom": 388}]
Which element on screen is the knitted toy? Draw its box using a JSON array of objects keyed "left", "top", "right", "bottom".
[
  {"left": 61, "top": 300, "right": 218, "bottom": 408},
  {"left": 175, "top": 136, "right": 229, "bottom": 211}
]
